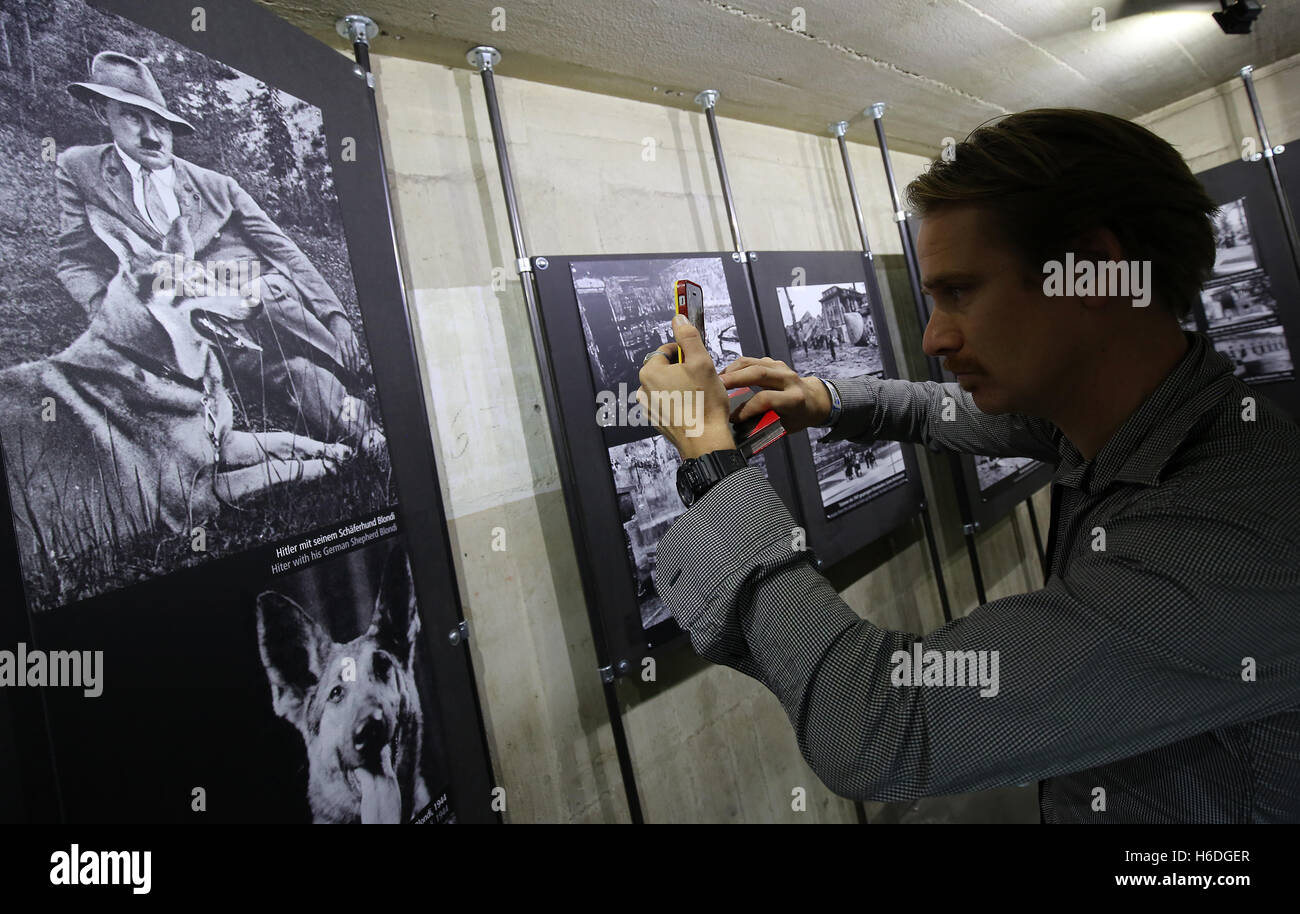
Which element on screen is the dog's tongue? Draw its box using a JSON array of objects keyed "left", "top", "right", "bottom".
[{"left": 356, "top": 746, "right": 403, "bottom": 824}]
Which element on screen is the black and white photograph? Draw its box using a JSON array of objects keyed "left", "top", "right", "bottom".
[
  {"left": 1210, "top": 322, "right": 1295, "bottom": 385},
  {"left": 779, "top": 280, "right": 882, "bottom": 377},
  {"left": 0, "top": 0, "right": 393, "bottom": 611},
  {"left": 975, "top": 454, "right": 1042, "bottom": 493},
  {"left": 779, "top": 281, "right": 908, "bottom": 519},
  {"left": 1210, "top": 197, "right": 1261, "bottom": 278},
  {"left": 1201, "top": 271, "right": 1281, "bottom": 333},
  {"left": 806, "top": 429, "right": 908, "bottom": 519},
  {"left": 255, "top": 537, "right": 455, "bottom": 824},
  {"left": 610, "top": 435, "right": 768, "bottom": 630},
  {"left": 572, "top": 255, "right": 742, "bottom": 394}
]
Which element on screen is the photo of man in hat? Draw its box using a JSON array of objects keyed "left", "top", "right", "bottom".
[{"left": 55, "top": 50, "right": 384, "bottom": 453}]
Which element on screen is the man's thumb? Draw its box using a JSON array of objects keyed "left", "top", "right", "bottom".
[{"left": 673, "top": 314, "right": 708, "bottom": 364}]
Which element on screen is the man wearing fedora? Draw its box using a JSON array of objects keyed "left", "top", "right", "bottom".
[{"left": 56, "top": 51, "right": 383, "bottom": 452}]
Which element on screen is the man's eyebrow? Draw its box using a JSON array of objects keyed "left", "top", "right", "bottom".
[{"left": 920, "top": 271, "right": 979, "bottom": 292}]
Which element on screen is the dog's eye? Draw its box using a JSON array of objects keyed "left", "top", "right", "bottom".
[
  {"left": 372, "top": 652, "right": 393, "bottom": 681},
  {"left": 328, "top": 684, "right": 345, "bottom": 703}
]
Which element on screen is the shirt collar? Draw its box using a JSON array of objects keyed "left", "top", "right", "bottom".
[
  {"left": 113, "top": 143, "right": 175, "bottom": 187},
  {"left": 1056, "top": 331, "right": 1236, "bottom": 495}
]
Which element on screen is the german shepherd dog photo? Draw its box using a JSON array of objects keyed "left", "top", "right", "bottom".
[
  {"left": 256, "top": 544, "right": 431, "bottom": 824},
  {"left": 0, "top": 208, "right": 354, "bottom": 593}
]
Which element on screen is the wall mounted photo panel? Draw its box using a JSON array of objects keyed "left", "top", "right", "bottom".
[
  {"left": 0, "top": 0, "right": 495, "bottom": 822},
  {"left": 748, "top": 250, "right": 925, "bottom": 567},
  {"left": 531, "top": 252, "right": 801, "bottom": 666},
  {"left": 1196, "top": 155, "right": 1300, "bottom": 420}
]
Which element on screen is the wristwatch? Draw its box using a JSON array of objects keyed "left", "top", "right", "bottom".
[
  {"left": 676, "top": 449, "right": 748, "bottom": 508},
  {"left": 816, "top": 377, "right": 842, "bottom": 428}
]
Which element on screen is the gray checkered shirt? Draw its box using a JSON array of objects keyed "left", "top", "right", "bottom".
[{"left": 654, "top": 330, "right": 1300, "bottom": 822}]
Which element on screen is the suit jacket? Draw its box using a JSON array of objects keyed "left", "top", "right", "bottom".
[{"left": 56, "top": 144, "right": 347, "bottom": 369}]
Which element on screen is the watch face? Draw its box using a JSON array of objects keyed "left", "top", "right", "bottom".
[{"left": 676, "top": 465, "right": 696, "bottom": 507}]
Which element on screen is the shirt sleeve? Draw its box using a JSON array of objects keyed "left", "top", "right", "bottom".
[
  {"left": 228, "top": 178, "right": 348, "bottom": 325},
  {"left": 653, "top": 467, "right": 1300, "bottom": 802},
  {"left": 824, "top": 374, "right": 1061, "bottom": 462}
]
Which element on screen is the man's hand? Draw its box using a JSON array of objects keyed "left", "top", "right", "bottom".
[
  {"left": 719, "top": 356, "right": 831, "bottom": 436},
  {"left": 637, "top": 315, "right": 735, "bottom": 459},
  {"left": 329, "top": 313, "right": 363, "bottom": 375}
]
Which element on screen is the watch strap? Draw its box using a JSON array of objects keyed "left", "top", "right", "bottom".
[
  {"left": 703, "top": 448, "right": 748, "bottom": 481},
  {"left": 817, "top": 377, "right": 842, "bottom": 428},
  {"left": 679, "top": 448, "right": 747, "bottom": 506}
]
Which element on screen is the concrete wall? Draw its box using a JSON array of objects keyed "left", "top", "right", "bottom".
[
  {"left": 364, "top": 50, "right": 1298, "bottom": 823},
  {"left": 1136, "top": 55, "right": 1300, "bottom": 171}
]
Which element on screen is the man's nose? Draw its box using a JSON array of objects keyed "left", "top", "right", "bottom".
[
  {"left": 139, "top": 120, "right": 159, "bottom": 143},
  {"left": 922, "top": 308, "right": 961, "bottom": 359}
]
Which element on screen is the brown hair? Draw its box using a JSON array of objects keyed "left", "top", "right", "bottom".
[{"left": 905, "top": 108, "right": 1216, "bottom": 321}]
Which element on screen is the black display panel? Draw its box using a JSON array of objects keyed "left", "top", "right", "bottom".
[
  {"left": 530, "top": 252, "right": 801, "bottom": 666},
  {"left": 747, "top": 250, "right": 926, "bottom": 566},
  {"left": 1195, "top": 153, "right": 1300, "bottom": 420},
  {"left": 0, "top": 0, "right": 495, "bottom": 822}
]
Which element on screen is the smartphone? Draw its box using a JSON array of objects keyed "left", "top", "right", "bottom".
[{"left": 674, "top": 279, "right": 705, "bottom": 363}]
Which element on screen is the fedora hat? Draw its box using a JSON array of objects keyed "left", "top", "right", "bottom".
[{"left": 68, "top": 51, "right": 195, "bottom": 135}]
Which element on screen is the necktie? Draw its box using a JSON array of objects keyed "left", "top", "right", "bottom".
[{"left": 141, "top": 170, "right": 172, "bottom": 235}]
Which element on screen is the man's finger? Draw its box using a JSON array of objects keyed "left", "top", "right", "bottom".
[
  {"left": 723, "top": 355, "right": 760, "bottom": 375},
  {"left": 672, "top": 315, "right": 711, "bottom": 367},
  {"left": 720, "top": 364, "right": 781, "bottom": 391},
  {"left": 638, "top": 351, "right": 669, "bottom": 385},
  {"left": 733, "top": 388, "right": 791, "bottom": 423}
]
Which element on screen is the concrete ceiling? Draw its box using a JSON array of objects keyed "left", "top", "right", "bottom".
[{"left": 259, "top": 0, "right": 1299, "bottom": 156}]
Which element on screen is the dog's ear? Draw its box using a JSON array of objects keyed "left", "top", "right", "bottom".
[
  {"left": 86, "top": 205, "right": 158, "bottom": 268},
  {"left": 370, "top": 546, "right": 421, "bottom": 667},
  {"left": 256, "top": 590, "right": 328, "bottom": 730}
]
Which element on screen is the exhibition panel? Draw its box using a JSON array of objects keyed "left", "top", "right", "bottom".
[
  {"left": 0, "top": 0, "right": 496, "bottom": 822},
  {"left": 1195, "top": 154, "right": 1300, "bottom": 420},
  {"left": 531, "top": 251, "right": 802, "bottom": 663},
  {"left": 748, "top": 250, "right": 926, "bottom": 568}
]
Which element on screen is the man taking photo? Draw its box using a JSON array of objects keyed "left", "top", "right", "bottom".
[{"left": 638, "top": 108, "right": 1300, "bottom": 823}]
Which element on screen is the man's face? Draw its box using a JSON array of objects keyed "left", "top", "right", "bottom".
[
  {"left": 918, "top": 205, "right": 1078, "bottom": 417},
  {"left": 99, "top": 98, "right": 174, "bottom": 170}
]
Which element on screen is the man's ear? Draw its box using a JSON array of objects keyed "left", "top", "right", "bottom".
[
  {"left": 256, "top": 591, "right": 328, "bottom": 732},
  {"left": 86, "top": 205, "right": 158, "bottom": 268},
  {"left": 1067, "top": 226, "right": 1127, "bottom": 266},
  {"left": 369, "top": 546, "right": 421, "bottom": 668}
]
